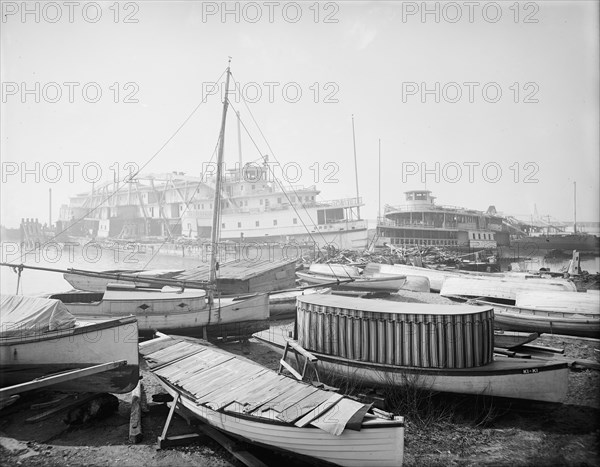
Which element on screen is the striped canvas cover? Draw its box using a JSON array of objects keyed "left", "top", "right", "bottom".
[{"left": 297, "top": 295, "right": 494, "bottom": 369}]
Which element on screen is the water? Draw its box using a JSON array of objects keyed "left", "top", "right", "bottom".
[
  {"left": 1, "top": 242, "right": 597, "bottom": 296},
  {"left": 0, "top": 242, "right": 313, "bottom": 295}
]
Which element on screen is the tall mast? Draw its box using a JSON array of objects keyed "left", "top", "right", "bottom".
[
  {"left": 236, "top": 110, "right": 243, "bottom": 179},
  {"left": 573, "top": 181, "right": 577, "bottom": 234},
  {"left": 378, "top": 139, "right": 381, "bottom": 220},
  {"left": 209, "top": 59, "right": 232, "bottom": 285},
  {"left": 351, "top": 115, "right": 360, "bottom": 219}
]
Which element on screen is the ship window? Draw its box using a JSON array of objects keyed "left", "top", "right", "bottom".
[
  {"left": 277, "top": 197, "right": 282, "bottom": 204},
  {"left": 293, "top": 218, "right": 297, "bottom": 224},
  {"left": 478, "top": 233, "right": 481, "bottom": 239},
  {"left": 255, "top": 221, "right": 259, "bottom": 227},
  {"left": 260, "top": 199, "right": 263, "bottom": 205},
  {"left": 222, "top": 223, "right": 226, "bottom": 228},
  {"left": 273, "top": 220, "right": 277, "bottom": 226},
  {"left": 238, "top": 222, "right": 242, "bottom": 228}
]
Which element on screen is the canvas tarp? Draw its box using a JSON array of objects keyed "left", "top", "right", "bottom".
[{"left": 0, "top": 294, "right": 77, "bottom": 338}]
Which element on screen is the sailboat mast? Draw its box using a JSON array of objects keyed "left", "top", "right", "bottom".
[
  {"left": 378, "top": 139, "right": 381, "bottom": 220},
  {"left": 237, "top": 110, "right": 243, "bottom": 178},
  {"left": 209, "top": 60, "right": 232, "bottom": 284},
  {"left": 351, "top": 115, "right": 360, "bottom": 219},
  {"left": 573, "top": 181, "right": 577, "bottom": 234}
]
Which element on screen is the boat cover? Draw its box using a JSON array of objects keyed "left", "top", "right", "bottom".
[{"left": 0, "top": 294, "right": 77, "bottom": 338}]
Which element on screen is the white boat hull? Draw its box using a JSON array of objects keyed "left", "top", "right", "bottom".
[
  {"left": 441, "top": 276, "right": 577, "bottom": 302},
  {"left": 50, "top": 289, "right": 269, "bottom": 336},
  {"left": 255, "top": 326, "right": 569, "bottom": 403},
  {"left": 515, "top": 291, "right": 600, "bottom": 314},
  {"left": 296, "top": 271, "right": 407, "bottom": 292},
  {"left": 0, "top": 317, "right": 139, "bottom": 393},
  {"left": 474, "top": 300, "right": 600, "bottom": 338},
  {"left": 158, "top": 381, "right": 403, "bottom": 467}
]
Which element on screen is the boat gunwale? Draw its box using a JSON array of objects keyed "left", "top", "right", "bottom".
[
  {"left": 0, "top": 315, "right": 138, "bottom": 345},
  {"left": 254, "top": 333, "right": 569, "bottom": 377}
]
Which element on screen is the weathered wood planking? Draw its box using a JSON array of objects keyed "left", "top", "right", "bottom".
[
  {"left": 172, "top": 258, "right": 296, "bottom": 294},
  {"left": 142, "top": 335, "right": 373, "bottom": 435}
]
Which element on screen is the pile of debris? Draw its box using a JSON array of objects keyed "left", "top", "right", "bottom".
[{"left": 305, "top": 244, "right": 484, "bottom": 268}]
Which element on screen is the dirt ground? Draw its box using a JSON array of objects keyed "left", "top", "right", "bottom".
[{"left": 1, "top": 295, "right": 599, "bottom": 466}]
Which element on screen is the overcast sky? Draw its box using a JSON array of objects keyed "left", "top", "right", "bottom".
[{"left": 1, "top": 0, "right": 598, "bottom": 229}]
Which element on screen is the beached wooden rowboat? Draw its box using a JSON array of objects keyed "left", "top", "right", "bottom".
[
  {"left": 363, "top": 264, "right": 430, "bottom": 292},
  {"left": 254, "top": 295, "right": 569, "bottom": 402},
  {"left": 0, "top": 294, "right": 139, "bottom": 394},
  {"left": 469, "top": 298, "right": 600, "bottom": 338},
  {"left": 297, "top": 263, "right": 407, "bottom": 292},
  {"left": 440, "top": 276, "right": 577, "bottom": 303},
  {"left": 515, "top": 291, "right": 600, "bottom": 314},
  {"left": 140, "top": 334, "right": 405, "bottom": 466}
]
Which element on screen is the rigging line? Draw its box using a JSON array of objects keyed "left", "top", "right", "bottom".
[
  {"left": 226, "top": 99, "right": 335, "bottom": 260},
  {"left": 227, "top": 99, "right": 349, "bottom": 282},
  {"left": 226, "top": 93, "right": 352, "bottom": 283},
  {"left": 7, "top": 69, "right": 227, "bottom": 266},
  {"left": 140, "top": 136, "right": 222, "bottom": 269},
  {"left": 225, "top": 83, "right": 333, "bottom": 250}
]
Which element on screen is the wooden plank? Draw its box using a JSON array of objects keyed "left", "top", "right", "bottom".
[
  {"left": 288, "top": 341, "right": 319, "bottom": 362},
  {"left": 147, "top": 342, "right": 203, "bottom": 369},
  {"left": 279, "top": 360, "right": 303, "bottom": 381},
  {"left": 25, "top": 393, "right": 97, "bottom": 423},
  {"left": 139, "top": 337, "right": 181, "bottom": 357},
  {"left": 158, "top": 433, "right": 202, "bottom": 449},
  {"left": 194, "top": 421, "right": 267, "bottom": 467},
  {"left": 160, "top": 393, "right": 179, "bottom": 441},
  {"left": 294, "top": 393, "right": 344, "bottom": 427},
  {"left": 203, "top": 368, "right": 269, "bottom": 410},
  {"left": 0, "top": 361, "right": 126, "bottom": 398},
  {"left": 277, "top": 389, "right": 332, "bottom": 423},
  {"left": 311, "top": 398, "right": 369, "bottom": 436},
  {"left": 249, "top": 379, "right": 307, "bottom": 415},
  {"left": 185, "top": 364, "right": 237, "bottom": 395},
  {"left": 194, "top": 369, "right": 253, "bottom": 402},
  {"left": 129, "top": 382, "right": 143, "bottom": 443},
  {"left": 30, "top": 393, "right": 71, "bottom": 410}
]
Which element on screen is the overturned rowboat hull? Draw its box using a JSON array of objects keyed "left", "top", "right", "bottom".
[{"left": 296, "top": 271, "right": 407, "bottom": 292}]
